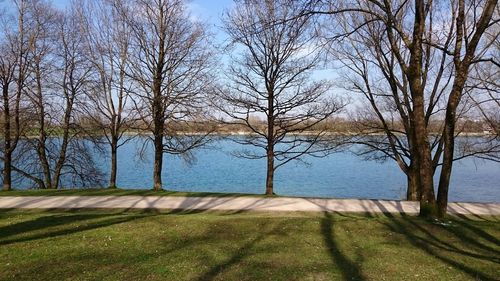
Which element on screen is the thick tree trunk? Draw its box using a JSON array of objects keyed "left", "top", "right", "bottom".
[
  {"left": 414, "top": 111, "right": 437, "bottom": 217},
  {"left": 2, "top": 85, "right": 12, "bottom": 191},
  {"left": 407, "top": 0, "right": 437, "bottom": 217},
  {"left": 265, "top": 147, "right": 274, "bottom": 195},
  {"left": 406, "top": 163, "right": 420, "bottom": 201},
  {"left": 109, "top": 139, "right": 118, "bottom": 189},
  {"left": 410, "top": 80, "right": 437, "bottom": 216}
]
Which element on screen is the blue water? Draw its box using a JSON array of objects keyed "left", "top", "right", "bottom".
[{"left": 102, "top": 138, "right": 499, "bottom": 202}]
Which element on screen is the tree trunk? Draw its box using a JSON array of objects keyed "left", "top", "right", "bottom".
[
  {"left": 436, "top": 0, "right": 498, "bottom": 218},
  {"left": 406, "top": 163, "right": 420, "bottom": 201},
  {"left": 52, "top": 96, "right": 73, "bottom": 189},
  {"left": 411, "top": 86, "right": 437, "bottom": 216},
  {"left": 152, "top": 83, "right": 164, "bottom": 191},
  {"left": 153, "top": 133, "right": 163, "bottom": 191},
  {"left": 266, "top": 83, "right": 275, "bottom": 196},
  {"left": 437, "top": 72, "right": 465, "bottom": 218},
  {"left": 406, "top": 0, "right": 437, "bottom": 217},
  {"left": 35, "top": 69, "right": 52, "bottom": 189},
  {"left": 437, "top": 98, "right": 459, "bottom": 218},
  {"left": 2, "top": 149, "right": 12, "bottom": 191},
  {"left": 2, "top": 85, "right": 12, "bottom": 191},
  {"left": 415, "top": 113, "right": 437, "bottom": 217},
  {"left": 265, "top": 147, "right": 274, "bottom": 195},
  {"left": 109, "top": 139, "right": 118, "bottom": 189}
]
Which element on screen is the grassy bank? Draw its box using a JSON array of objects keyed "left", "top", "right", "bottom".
[
  {"left": 0, "top": 210, "right": 498, "bottom": 280},
  {"left": 0, "top": 188, "right": 263, "bottom": 198}
]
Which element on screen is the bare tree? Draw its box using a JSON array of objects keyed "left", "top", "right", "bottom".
[
  {"left": 14, "top": 1, "right": 105, "bottom": 189},
  {"left": 437, "top": 0, "right": 499, "bottom": 216},
  {"left": 78, "top": 0, "right": 134, "bottom": 188},
  {"left": 467, "top": 31, "right": 500, "bottom": 138},
  {"left": 118, "top": 0, "right": 215, "bottom": 191},
  {"left": 0, "top": 0, "right": 34, "bottom": 191},
  {"left": 218, "top": 0, "right": 343, "bottom": 195},
  {"left": 467, "top": 61, "right": 500, "bottom": 139},
  {"left": 326, "top": 2, "right": 455, "bottom": 201},
  {"left": 310, "top": 0, "right": 498, "bottom": 217},
  {"left": 22, "top": 0, "right": 59, "bottom": 189}
]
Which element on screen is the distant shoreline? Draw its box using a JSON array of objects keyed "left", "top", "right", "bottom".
[
  {"left": 14, "top": 130, "right": 498, "bottom": 139},
  {"left": 120, "top": 131, "right": 497, "bottom": 137}
]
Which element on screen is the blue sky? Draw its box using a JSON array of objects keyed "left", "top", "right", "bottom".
[
  {"left": 10, "top": 0, "right": 348, "bottom": 109},
  {"left": 51, "top": 0, "right": 234, "bottom": 25},
  {"left": 49, "top": 0, "right": 234, "bottom": 45},
  {"left": 187, "top": 0, "right": 234, "bottom": 45}
]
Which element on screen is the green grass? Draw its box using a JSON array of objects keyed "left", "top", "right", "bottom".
[
  {"left": 0, "top": 210, "right": 498, "bottom": 281},
  {"left": 0, "top": 188, "right": 264, "bottom": 198}
]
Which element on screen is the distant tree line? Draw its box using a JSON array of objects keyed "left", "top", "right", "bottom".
[{"left": 0, "top": 0, "right": 498, "bottom": 218}]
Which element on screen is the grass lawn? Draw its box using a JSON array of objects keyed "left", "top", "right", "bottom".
[{"left": 0, "top": 210, "right": 498, "bottom": 281}]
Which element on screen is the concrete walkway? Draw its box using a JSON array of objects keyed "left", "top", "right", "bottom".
[{"left": 1, "top": 196, "right": 499, "bottom": 215}]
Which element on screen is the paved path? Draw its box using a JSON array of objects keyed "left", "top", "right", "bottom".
[{"left": 1, "top": 196, "right": 499, "bottom": 215}]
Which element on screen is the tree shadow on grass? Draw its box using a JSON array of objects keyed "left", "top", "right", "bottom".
[
  {"left": 0, "top": 211, "right": 151, "bottom": 246},
  {"left": 384, "top": 216, "right": 499, "bottom": 281},
  {"left": 321, "top": 212, "right": 366, "bottom": 281},
  {"left": 194, "top": 221, "right": 289, "bottom": 281}
]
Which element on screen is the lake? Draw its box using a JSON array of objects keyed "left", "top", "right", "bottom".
[{"left": 96, "top": 138, "right": 499, "bottom": 203}]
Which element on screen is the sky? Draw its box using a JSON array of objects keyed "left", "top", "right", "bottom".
[
  {"left": 50, "top": 0, "right": 234, "bottom": 29},
  {"left": 186, "top": 0, "right": 234, "bottom": 47},
  {"left": 8, "top": 0, "right": 351, "bottom": 111},
  {"left": 48, "top": 0, "right": 235, "bottom": 56}
]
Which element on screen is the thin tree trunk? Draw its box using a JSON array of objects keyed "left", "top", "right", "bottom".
[
  {"left": 35, "top": 69, "right": 52, "bottom": 189},
  {"left": 266, "top": 83, "right": 275, "bottom": 196},
  {"left": 52, "top": 94, "right": 74, "bottom": 189},
  {"left": 265, "top": 146, "right": 274, "bottom": 195},
  {"left": 109, "top": 138, "right": 118, "bottom": 188},
  {"left": 437, "top": 69, "right": 466, "bottom": 217},
  {"left": 2, "top": 85, "right": 12, "bottom": 191},
  {"left": 437, "top": 91, "right": 460, "bottom": 218},
  {"left": 153, "top": 133, "right": 163, "bottom": 191},
  {"left": 152, "top": 67, "right": 164, "bottom": 191},
  {"left": 437, "top": 0, "right": 498, "bottom": 219}
]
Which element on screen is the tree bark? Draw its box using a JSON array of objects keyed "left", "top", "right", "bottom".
[
  {"left": 406, "top": 162, "right": 420, "bottom": 201},
  {"left": 437, "top": 83, "right": 462, "bottom": 218},
  {"left": 265, "top": 146, "right": 274, "bottom": 195},
  {"left": 407, "top": 0, "right": 437, "bottom": 217},
  {"left": 35, "top": 65, "right": 52, "bottom": 189},
  {"left": 2, "top": 85, "right": 12, "bottom": 191},
  {"left": 52, "top": 88, "right": 74, "bottom": 189},
  {"left": 109, "top": 138, "right": 118, "bottom": 188},
  {"left": 152, "top": 87, "right": 164, "bottom": 191},
  {"left": 414, "top": 100, "right": 437, "bottom": 216},
  {"left": 436, "top": 0, "right": 498, "bottom": 219},
  {"left": 153, "top": 133, "right": 163, "bottom": 191}
]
